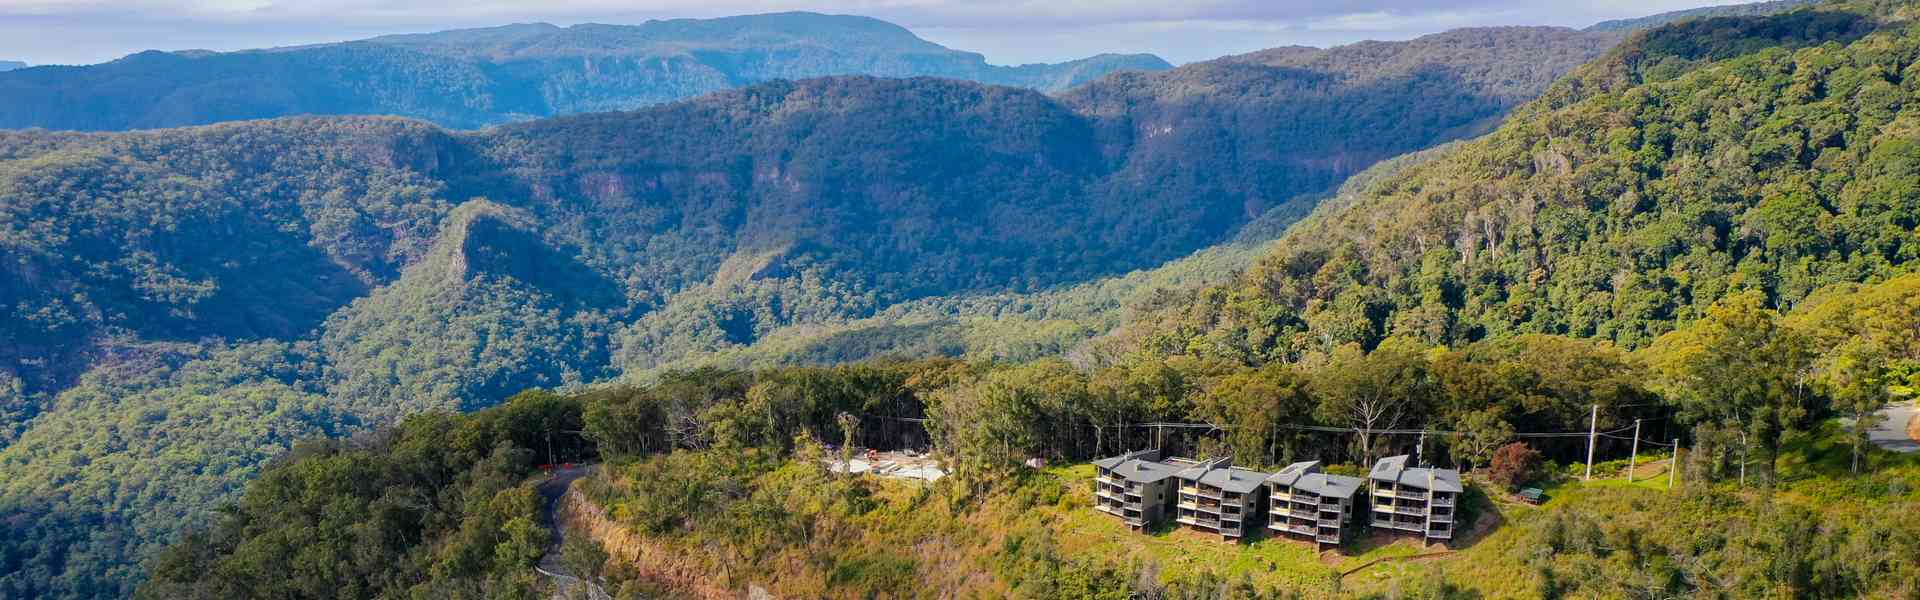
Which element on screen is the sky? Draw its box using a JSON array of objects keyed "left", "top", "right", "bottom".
[{"left": 0, "top": 0, "right": 1769, "bottom": 67}]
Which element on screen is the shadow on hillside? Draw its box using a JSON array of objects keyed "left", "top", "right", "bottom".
[{"left": 1632, "top": 10, "right": 1881, "bottom": 72}]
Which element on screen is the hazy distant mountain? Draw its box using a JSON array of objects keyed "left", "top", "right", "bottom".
[
  {"left": 0, "top": 12, "right": 1169, "bottom": 131},
  {"left": 1586, "top": 0, "right": 1818, "bottom": 31},
  {"left": 0, "top": 61, "right": 24, "bottom": 72}
]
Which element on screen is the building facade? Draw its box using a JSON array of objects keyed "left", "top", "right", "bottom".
[
  {"left": 1174, "top": 458, "right": 1271, "bottom": 541},
  {"left": 1265, "top": 461, "right": 1363, "bottom": 549},
  {"left": 1366, "top": 455, "right": 1462, "bottom": 543},
  {"left": 1092, "top": 449, "right": 1184, "bottom": 530}
]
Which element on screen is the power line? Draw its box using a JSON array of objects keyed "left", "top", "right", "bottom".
[{"left": 863, "top": 412, "right": 1649, "bottom": 440}]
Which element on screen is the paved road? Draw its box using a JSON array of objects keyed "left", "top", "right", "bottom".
[
  {"left": 537, "top": 465, "right": 609, "bottom": 600},
  {"left": 1869, "top": 401, "right": 1918, "bottom": 454}
]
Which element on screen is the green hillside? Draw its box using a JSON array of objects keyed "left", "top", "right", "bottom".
[
  {"left": 0, "top": 25, "right": 1618, "bottom": 598},
  {"left": 1130, "top": 1, "right": 1920, "bottom": 363}
]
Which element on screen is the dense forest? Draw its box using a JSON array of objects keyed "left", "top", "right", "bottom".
[
  {"left": 1125, "top": 1, "right": 1920, "bottom": 363},
  {"left": 0, "top": 23, "right": 1627, "bottom": 598},
  {"left": 0, "top": 12, "right": 1170, "bottom": 131}
]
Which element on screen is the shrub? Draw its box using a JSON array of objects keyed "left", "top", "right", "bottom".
[{"left": 1489, "top": 442, "right": 1544, "bottom": 489}]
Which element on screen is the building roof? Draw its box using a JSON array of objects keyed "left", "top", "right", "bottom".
[
  {"left": 1368, "top": 455, "right": 1464, "bottom": 493},
  {"left": 1094, "top": 449, "right": 1183, "bottom": 484},
  {"left": 1267, "top": 460, "right": 1321, "bottom": 486},
  {"left": 1298, "top": 473, "right": 1366, "bottom": 499},
  {"left": 1094, "top": 449, "right": 1161, "bottom": 470},
  {"left": 1175, "top": 458, "right": 1270, "bottom": 494},
  {"left": 1110, "top": 458, "right": 1183, "bottom": 484},
  {"left": 1267, "top": 461, "right": 1363, "bottom": 499}
]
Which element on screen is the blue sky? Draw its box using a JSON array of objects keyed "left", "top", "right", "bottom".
[{"left": 0, "top": 0, "right": 1768, "bottom": 66}]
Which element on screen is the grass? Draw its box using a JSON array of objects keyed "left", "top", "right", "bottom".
[
  {"left": 583, "top": 429, "right": 1920, "bottom": 599},
  {"left": 1043, "top": 464, "right": 1344, "bottom": 592}
]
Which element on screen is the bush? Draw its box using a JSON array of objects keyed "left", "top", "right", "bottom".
[{"left": 1489, "top": 442, "right": 1544, "bottom": 489}]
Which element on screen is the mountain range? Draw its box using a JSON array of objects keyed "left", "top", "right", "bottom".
[
  {"left": 0, "top": 12, "right": 1169, "bottom": 131},
  {"left": 0, "top": 22, "right": 1619, "bottom": 599},
  {"left": 0, "top": 0, "right": 1869, "bottom": 598}
]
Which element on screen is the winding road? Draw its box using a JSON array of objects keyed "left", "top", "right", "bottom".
[
  {"left": 537, "top": 465, "right": 610, "bottom": 600},
  {"left": 1870, "top": 401, "right": 1918, "bottom": 454}
]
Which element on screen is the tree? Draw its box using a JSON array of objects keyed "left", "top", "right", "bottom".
[
  {"left": 1488, "top": 442, "right": 1543, "bottom": 488},
  {"left": 837, "top": 411, "right": 860, "bottom": 471},
  {"left": 1312, "top": 338, "right": 1432, "bottom": 462},
  {"left": 1452, "top": 409, "right": 1514, "bottom": 472},
  {"left": 561, "top": 535, "right": 609, "bottom": 581},
  {"left": 1193, "top": 363, "right": 1313, "bottom": 467},
  {"left": 1826, "top": 340, "right": 1889, "bottom": 474},
  {"left": 1647, "top": 293, "right": 1814, "bottom": 486}
]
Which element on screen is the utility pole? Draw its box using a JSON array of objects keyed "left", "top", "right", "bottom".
[
  {"left": 1584, "top": 404, "right": 1598, "bottom": 481},
  {"left": 1739, "top": 431, "right": 1749, "bottom": 487},
  {"left": 1416, "top": 431, "right": 1427, "bottom": 466},
  {"left": 1628, "top": 419, "right": 1641, "bottom": 482},
  {"left": 1668, "top": 439, "right": 1679, "bottom": 490}
]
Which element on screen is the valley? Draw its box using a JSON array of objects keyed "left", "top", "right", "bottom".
[{"left": 3, "top": 0, "right": 1918, "bottom": 598}]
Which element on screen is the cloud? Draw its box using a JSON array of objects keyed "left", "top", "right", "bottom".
[{"left": 0, "top": 0, "right": 1762, "bottom": 66}]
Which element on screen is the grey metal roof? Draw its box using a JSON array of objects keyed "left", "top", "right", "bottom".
[
  {"left": 1094, "top": 449, "right": 1161, "bottom": 471},
  {"left": 1266, "top": 461, "right": 1321, "bottom": 487},
  {"left": 1111, "top": 458, "right": 1182, "bottom": 484},
  {"left": 1267, "top": 461, "right": 1362, "bottom": 498},
  {"left": 1297, "top": 473, "right": 1365, "bottom": 499},
  {"left": 1367, "top": 455, "right": 1463, "bottom": 493},
  {"left": 1369, "top": 455, "right": 1408, "bottom": 480},
  {"left": 1175, "top": 459, "right": 1270, "bottom": 494}
]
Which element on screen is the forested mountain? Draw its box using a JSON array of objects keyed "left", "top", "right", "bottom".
[
  {"left": 0, "top": 61, "right": 24, "bottom": 72},
  {"left": 1123, "top": 2, "right": 1920, "bottom": 364},
  {"left": 0, "top": 25, "right": 1624, "bottom": 599},
  {"left": 122, "top": 4, "right": 1920, "bottom": 598},
  {"left": 1586, "top": 0, "right": 1821, "bottom": 32},
  {"left": 0, "top": 12, "right": 1168, "bottom": 131}
]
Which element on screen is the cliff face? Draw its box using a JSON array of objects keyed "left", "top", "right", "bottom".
[{"left": 559, "top": 485, "right": 739, "bottom": 599}]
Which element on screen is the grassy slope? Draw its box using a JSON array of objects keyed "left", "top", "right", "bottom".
[{"left": 578, "top": 421, "right": 1919, "bottom": 599}]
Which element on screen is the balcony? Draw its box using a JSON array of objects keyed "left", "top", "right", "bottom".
[
  {"left": 1431, "top": 495, "right": 1455, "bottom": 508},
  {"left": 1318, "top": 519, "right": 1341, "bottom": 528},
  {"left": 1395, "top": 506, "right": 1425, "bottom": 516},
  {"left": 1096, "top": 489, "right": 1122, "bottom": 502},
  {"left": 1271, "top": 491, "right": 1293, "bottom": 503},
  {"left": 1430, "top": 512, "right": 1452, "bottom": 523},
  {"left": 1182, "top": 516, "right": 1223, "bottom": 529},
  {"left": 1185, "top": 486, "right": 1223, "bottom": 500},
  {"left": 1316, "top": 535, "right": 1340, "bottom": 544}
]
